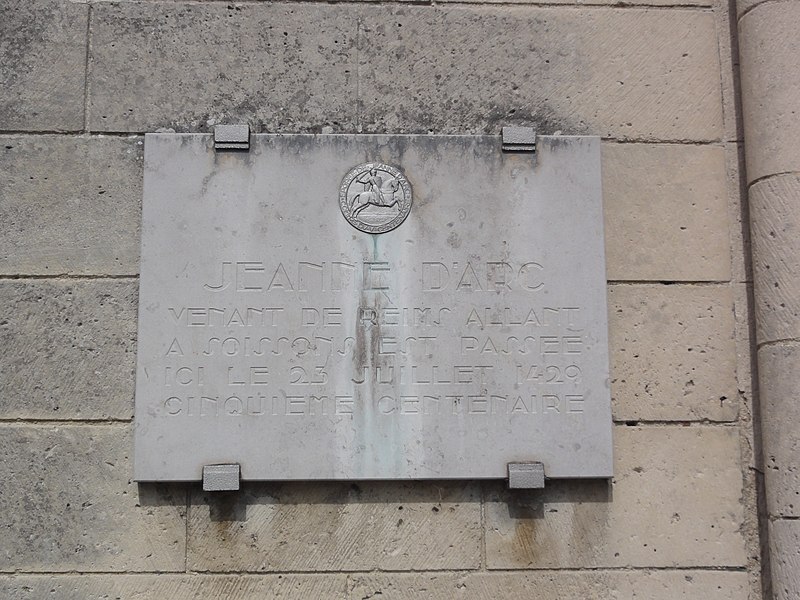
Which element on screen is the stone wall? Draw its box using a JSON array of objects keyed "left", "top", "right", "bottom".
[{"left": 0, "top": 0, "right": 762, "bottom": 597}]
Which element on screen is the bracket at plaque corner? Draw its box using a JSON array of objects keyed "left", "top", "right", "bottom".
[
  {"left": 202, "top": 463, "right": 241, "bottom": 492},
  {"left": 501, "top": 126, "right": 537, "bottom": 157},
  {"left": 507, "top": 462, "right": 546, "bottom": 489},
  {"left": 214, "top": 124, "right": 250, "bottom": 152}
]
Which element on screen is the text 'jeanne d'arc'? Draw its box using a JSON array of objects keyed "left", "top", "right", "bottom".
[{"left": 203, "top": 260, "right": 546, "bottom": 293}]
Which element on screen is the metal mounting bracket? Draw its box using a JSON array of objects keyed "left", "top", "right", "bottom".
[
  {"left": 508, "top": 462, "right": 545, "bottom": 489},
  {"left": 501, "top": 126, "right": 537, "bottom": 154},
  {"left": 202, "top": 464, "right": 241, "bottom": 491},
  {"left": 214, "top": 124, "right": 250, "bottom": 151}
]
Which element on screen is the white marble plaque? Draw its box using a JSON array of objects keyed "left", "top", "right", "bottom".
[{"left": 134, "top": 134, "right": 613, "bottom": 481}]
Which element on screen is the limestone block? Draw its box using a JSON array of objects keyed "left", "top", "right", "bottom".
[
  {"left": 609, "top": 284, "right": 738, "bottom": 422},
  {"left": 758, "top": 344, "right": 800, "bottom": 518},
  {"left": 485, "top": 426, "right": 746, "bottom": 568},
  {"left": 0, "top": 425, "right": 185, "bottom": 572},
  {"left": 358, "top": 8, "right": 722, "bottom": 141},
  {"left": 0, "top": 280, "right": 137, "bottom": 419},
  {"left": 749, "top": 174, "right": 800, "bottom": 344},
  {"left": 739, "top": 2, "right": 800, "bottom": 182},
  {"left": 0, "top": 574, "right": 347, "bottom": 599},
  {"left": 771, "top": 519, "right": 800, "bottom": 600},
  {"left": 349, "top": 571, "right": 749, "bottom": 599},
  {"left": 89, "top": 3, "right": 357, "bottom": 132},
  {"left": 0, "top": 136, "right": 142, "bottom": 276},
  {"left": 603, "top": 144, "right": 731, "bottom": 281},
  {"left": 0, "top": 0, "right": 87, "bottom": 131},
  {"left": 188, "top": 481, "right": 480, "bottom": 571}
]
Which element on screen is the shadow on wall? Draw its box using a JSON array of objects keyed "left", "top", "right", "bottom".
[
  {"left": 136, "top": 478, "right": 612, "bottom": 524},
  {"left": 134, "top": 478, "right": 614, "bottom": 571},
  {"left": 503, "top": 479, "right": 613, "bottom": 520}
]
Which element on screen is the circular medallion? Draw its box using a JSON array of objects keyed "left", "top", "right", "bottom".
[{"left": 339, "top": 163, "right": 412, "bottom": 234}]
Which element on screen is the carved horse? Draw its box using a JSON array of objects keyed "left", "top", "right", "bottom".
[{"left": 350, "top": 180, "right": 402, "bottom": 218}]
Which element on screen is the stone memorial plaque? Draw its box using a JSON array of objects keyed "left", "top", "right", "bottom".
[{"left": 134, "top": 133, "right": 613, "bottom": 482}]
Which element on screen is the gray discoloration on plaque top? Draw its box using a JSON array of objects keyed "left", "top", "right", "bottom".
[{"left": 134, "top": 134, "right": 612, "bottom": 482}]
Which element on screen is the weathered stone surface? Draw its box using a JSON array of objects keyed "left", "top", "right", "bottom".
[
  {"left": 485, "top": 426, "right": 747, "bottom": 568},
  {"left": 0, "top": 280, "right": 137, "bottom": 419},
  {"left": 739, "top": 3, "right": 800, "bottom": 594},
  {"left": 441, "top": 0, "right": 712, "bottom": 5},
  {"left": 0, "top": 136, "right": 142, "bottom": 276},
  {"left": 739, "top": 2, "right": 800, "bottom": 182},
  {"left": 749, "top": 174, "right": 800, "bottom": 344},
  {"left": 349, "top": 571, "right": 749, "bottom": 599},
  {"left": 609, "top": 284, "right": 738, "bottom": 422},
  {"left": 715, "top": 3, "right": 740, "bottom": 144},
  {"left": 603, "top": 143, "right": 731, "bottom": 281},
  {"left": 0, "top": 574, "right": 347, "bottom": 599},
  {"left": 737, "top": 0, "right": 763, "bottom": 19},
  {"left": 0, "top": 425, "right": 185, "bottom": 571},
  {"left": 758, "top": 344, "right": 800, "bottom": 518},
  {"left": 733, "top": 283, "right": 756, "bottom": 426},
  {"left": 771, "top": 519, "right": 800, "bottom": 600},
  {"left": 0, "top": 0, "right": 87, "bottom": 131},
  {"left": 0, "top": 0, "right": 760, "bottom": 592},
  {"left": 726, "top": 143, "right": 750, "bottom": 284},
  {"left": 358, "top": 8, "right": 722, "bottom": 141},
  {"left": 188, "top": 481, "right": 480, "bottom": 571},
  {"left": 89, "top": 3, "right": 356, "bottom": 132},
  {"left": 89, "top": 5, "right": 722, "bottom": 140}
]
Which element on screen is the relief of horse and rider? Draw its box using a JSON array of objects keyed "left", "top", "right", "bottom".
[{"left": 349, "top": 168, "right": 403, "bottom": 219}]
